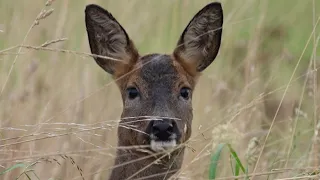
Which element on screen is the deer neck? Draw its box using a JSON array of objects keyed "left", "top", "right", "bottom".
[{"left": 108, "top": 148, "right": 185, "bottom": 180}]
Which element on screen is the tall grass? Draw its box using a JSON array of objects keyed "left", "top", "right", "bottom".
[{"left": 0, "top": 0, "right": 319, "bottom": 179}]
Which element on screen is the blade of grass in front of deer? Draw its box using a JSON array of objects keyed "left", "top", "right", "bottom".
[
  {"left": 228, "top": 153, "right": 239, "bottom": 178},
  {"left": 229, "top": 154, "right": 235, "bottom": 176},
  {"left": 227, "top": 143, "right": 246, "bottom": 174},
  {"left": 233, "top": 153, "right": 240, "bottom": 178},
  {"left": 209, "top": 143, "right": 226, "bottom": 179}
]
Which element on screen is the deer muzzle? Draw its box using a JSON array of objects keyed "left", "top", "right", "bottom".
[{"left": 146, "top": 118, "right": 181, "bottom": 152}]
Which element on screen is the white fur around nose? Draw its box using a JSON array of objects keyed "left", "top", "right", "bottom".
[{"left": 150, "top": 140, "right": 177, "bottom": 152}]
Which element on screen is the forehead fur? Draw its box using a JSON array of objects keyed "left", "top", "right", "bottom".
[
  {"left": 139, "top": 54, "right": 196, "bottom": 88},
  {"left": 115, "top": 53, "right": 198, "bottom": 90},
  {"left": 140, "top": 54, "right": 176, "bottom": 83}
]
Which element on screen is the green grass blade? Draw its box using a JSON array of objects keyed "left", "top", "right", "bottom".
[
  {"left": 227, "top": 144, "right": 246, "bottom": 173},
  {"left": 234, "top": 156, "right": 240, "bottom": 177},
  {"left": 229, "top": 153, "right": 239, "bottom": 179},
  {"left": 209, "top": 143, "right": 248, "bottom": 179},
  {"left": 0, "top": 163, "right": 27, "bottom": 176},
  {"left": 209, "top": 143, "right": 226, "bottom": 179}
]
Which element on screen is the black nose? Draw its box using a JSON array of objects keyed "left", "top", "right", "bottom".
[{"left": 150, "top": 120, "right": 174, "bottom": 141}]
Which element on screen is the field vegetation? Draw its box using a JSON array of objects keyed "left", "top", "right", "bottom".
[{"left": 0, "top": 0, "right": 319, "bottom": 179}]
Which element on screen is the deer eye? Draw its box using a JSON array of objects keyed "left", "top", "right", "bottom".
[
  {"left": 127, "top": 87, "right": 139, "bottom": 100},
  {"left": 180, "top": 87, "right": 191, "bottom": 100}
]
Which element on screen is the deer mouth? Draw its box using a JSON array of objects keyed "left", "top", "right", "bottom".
[{"left": 149, "top": 133, "right": 178, "bottom": 152}]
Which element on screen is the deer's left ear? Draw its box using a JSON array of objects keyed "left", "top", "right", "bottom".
[{"left": 173, "top": 2, "right": 223, "bottom": 72}]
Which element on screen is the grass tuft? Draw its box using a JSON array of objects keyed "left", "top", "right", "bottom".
[{"left": 209, "top": 143, "right": 246, "bottom": 180}]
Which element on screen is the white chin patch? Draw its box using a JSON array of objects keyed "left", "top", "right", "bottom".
[{"left": 150, "top": 140, "right": 177, "bottom": 152}]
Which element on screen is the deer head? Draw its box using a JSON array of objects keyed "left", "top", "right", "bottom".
[{"left": 85, "top": 2, "right": 223, "bottom": 155}]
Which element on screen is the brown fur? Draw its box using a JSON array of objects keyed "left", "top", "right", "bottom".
[{"left": 85, "top": 2, "right": 223, "bottom": 180}]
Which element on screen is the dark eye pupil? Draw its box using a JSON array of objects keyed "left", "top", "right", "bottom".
[
  {"left": 180, "top": 87, "right": 190, "bottom": 99},
  {"left": 127, "top": 87, "right": 139, "bottom": 99}
]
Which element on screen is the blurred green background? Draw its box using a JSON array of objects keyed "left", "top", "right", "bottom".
[{"left": 0, "top": 0, "right": 319, "bottom": 179}]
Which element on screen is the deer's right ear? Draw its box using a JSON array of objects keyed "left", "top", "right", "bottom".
[{"left": 85, "top": 4, "right": 139, "bottom": 76}]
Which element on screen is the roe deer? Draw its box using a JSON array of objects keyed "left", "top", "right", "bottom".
[{"left": 85, "top": 2, "right": 223, "bottom": 180}]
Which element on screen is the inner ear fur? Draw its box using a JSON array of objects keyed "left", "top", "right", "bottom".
[
  {"left": 85, "top": 4, "right": 139, "bottom": 77},
  {"left": 173, "top": 2, "right": 223, "bottom": 73}
]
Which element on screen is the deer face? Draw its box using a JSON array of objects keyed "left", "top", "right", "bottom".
[{"left": 85, "top": 3, "right": 223, "bottom": 152}]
